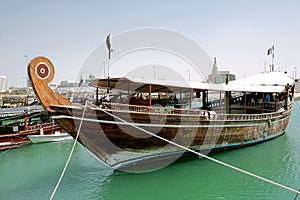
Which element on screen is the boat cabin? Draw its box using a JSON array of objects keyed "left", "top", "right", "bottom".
[{"left": 89, "top": 72, "right": 294, "bottom": 115}]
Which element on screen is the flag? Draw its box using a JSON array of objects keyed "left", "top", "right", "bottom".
[
  {"left": 79, "top": 75, "right": 83, "bottom": 86},
  {"left": 267, "top": 45, "right": 274, "bottom": 56},
  {"left": 106, "top": 33, "right": 112, "bottom": 59}
]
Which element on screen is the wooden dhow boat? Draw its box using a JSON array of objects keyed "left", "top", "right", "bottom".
[{"left": 28, "top": 56, "right": 295, "bottom": 172}]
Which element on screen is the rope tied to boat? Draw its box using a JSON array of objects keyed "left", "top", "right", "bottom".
[
  {"left": 99, "top": 107, "right": 300, "bottom": 195},
  {"left": 0, "top": 136, "right": 29, "bottom": 157},
  {"left": 49, "top": 101, "right": 88, "bottom": 200}
]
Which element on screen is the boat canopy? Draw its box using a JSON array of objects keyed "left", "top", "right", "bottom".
[
  {"left": 90, "top": 72, "right": 294, "bottom": 93},
  {"left": 89, "top": 77, "right": 209, "bottom": 93},
  {"left": 224, "top": 72, "right": 294, "bottom": 93}
]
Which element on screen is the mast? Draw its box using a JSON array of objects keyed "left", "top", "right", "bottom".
[
  {"left": 106, "top": 32, "right": 112, "bottom": 96},
  {"left": 272, "top": 45, "right": 275, "bottom": 72},
  {"left": 267, "top": 45, "right": 275, "bottom": 72}
]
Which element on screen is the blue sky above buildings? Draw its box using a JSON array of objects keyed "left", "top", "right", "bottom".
[{"left": 1, "top": 0, "right": 299, "bottom": 86}]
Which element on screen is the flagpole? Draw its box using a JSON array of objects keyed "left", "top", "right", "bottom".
[
  {"left": 106, "top": 32, "right": 112, "bottom": 97},
  {"left": 107, "top": 54, "right": 110, "bottom": 94},
  {"left": 272, "top": 45, "right": 275, "bottom": 72},
  {"left": 267, "top": 45, "right": 275, "bottom": 72}
]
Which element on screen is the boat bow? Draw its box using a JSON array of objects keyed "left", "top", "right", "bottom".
[{"left": 28, "top": 56, "right": 72, "bottom": 110}]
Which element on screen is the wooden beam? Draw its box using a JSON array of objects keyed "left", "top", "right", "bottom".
[
  {"left": 190, "top": 88, "right": 192, "bottom": 109},
  {"left": 243, "top": 92, "right": 246, "bottom": 114},
  {"left": 149, "top": 84, "right": 152, "bottom": 108}
]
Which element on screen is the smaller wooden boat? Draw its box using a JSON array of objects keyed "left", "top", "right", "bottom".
[
  {"left": 27, "top": 132, "right": 72, "bottom": 143},
  {"left": 0, "top": 141, "right": 20, "bottom": 150},
  {"left": 0, "top": 107, "right": 65, "bottom": 150}
]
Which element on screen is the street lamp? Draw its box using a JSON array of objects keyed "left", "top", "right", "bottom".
[
  {"left": 24, "top": 55, "right": 28, "bottom": 65},
  {"left": 24, "top": 55, "right": 29, "bottom": 88}
]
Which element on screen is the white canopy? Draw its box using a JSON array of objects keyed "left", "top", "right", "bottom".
[
  {"left": 91, "top": 72, "right": 294, "bottom": 93},
  {"left": 223, "top": 72, "right": 294, "bottom": 93}
]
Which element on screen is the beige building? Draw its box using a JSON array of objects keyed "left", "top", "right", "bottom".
[
  {"left": 0, "top": 76, "right": 8, "bottom": 92},
  {"left": 208, "top": 58, "right": 236, "bottom": 84}
]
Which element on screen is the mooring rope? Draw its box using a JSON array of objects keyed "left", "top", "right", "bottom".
[
  {"left": 0, "top": 149, "right": 10, "bottom": 157},
  {"left": 0, "top": 136, "right": 29, "bottom": 157},
  {"left": 293, "top": 100, "right": 300, "bottom": 199},
  {"left": 294, "top": 192, "right": 300, "bottom": 200},
  {"left": 0, "top": 111, "right": 50, "bottom": 157},
  {"left": 49, "top": 102, "right": 88, "bottom": 200},
  {"left": 100, "top": 108, "right": 300, "bottom": 195},
  {"left": 294, "top": 100, "right": 300, "bottom": 110}
]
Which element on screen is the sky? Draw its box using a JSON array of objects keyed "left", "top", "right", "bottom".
[{"left": 1, "top": 0, "right": 300, "bottom": 87}]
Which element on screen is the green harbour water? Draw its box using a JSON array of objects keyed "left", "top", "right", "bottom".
[{"left": 1, "top": 103, "right": 300, "bottom": 200}]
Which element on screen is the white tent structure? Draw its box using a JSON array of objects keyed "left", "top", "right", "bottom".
[
  {"left": 0, "top": 76, "right": 8, "bottom": 92},
  {"left": 224, "top": 72, "right": 294, "bottom": 93},
  {"left": 91, "top": 72, "right": 294, "bottom": 93}
]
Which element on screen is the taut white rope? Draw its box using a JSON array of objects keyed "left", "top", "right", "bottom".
[
  {"left": 100, "top": 108, "right": 300, "bottom": 195},
  {"left": 49, "top": 102, "right": 88, "bottom": 200}
]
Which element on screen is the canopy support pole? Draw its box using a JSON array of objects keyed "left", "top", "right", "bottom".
[
  {"left": 190, "top": 88, "right": 192, "bottom": 109},
  {"left": 149, "top": 84, "right": 152, "bottom": 108},
  {"left": 262, "top": 93, "right": 265, "bottom": 113},
  {"left": 243, "top": 92, "right": 247, "bottom": 114},
  {"left": 225, "top": 91, "right": 231, "bottom": 114},
  {"left": 96, "top": 87, "right": 99, "bottom": 106},
  {"left": 220, "top": 91, "right": 223, "bottom": 114}
]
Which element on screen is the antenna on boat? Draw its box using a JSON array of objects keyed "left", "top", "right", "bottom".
[{"left": 106, "top": 31, "right": 113, "bottom": 97}]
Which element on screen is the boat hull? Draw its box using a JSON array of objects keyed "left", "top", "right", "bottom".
[
  {"left": 27, "top": 133, "right": 72, "bottom": 143},
  {"left": 49, "top": 105, "right": 291, "bottom": 172}
]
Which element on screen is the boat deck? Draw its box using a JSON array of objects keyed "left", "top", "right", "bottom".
[
  {"left": 0, "top": 105, "right": 44, "bottom": 119},
  {"left": 98, "top": 102, "right": 289, "bottom": 121}
]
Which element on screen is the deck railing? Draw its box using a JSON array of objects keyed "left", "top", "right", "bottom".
[
  {"left": 0, "top": 111, "right": 26, "bottom": 118},
  {"left": 101, "top": 102, "right": 288, "bottom": 121},
  {"left": 0, "top": 106, "right": 44, "bottom": 119},
  {"left": 25, "top": 122, "right": 58, "bottom": 131}
]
